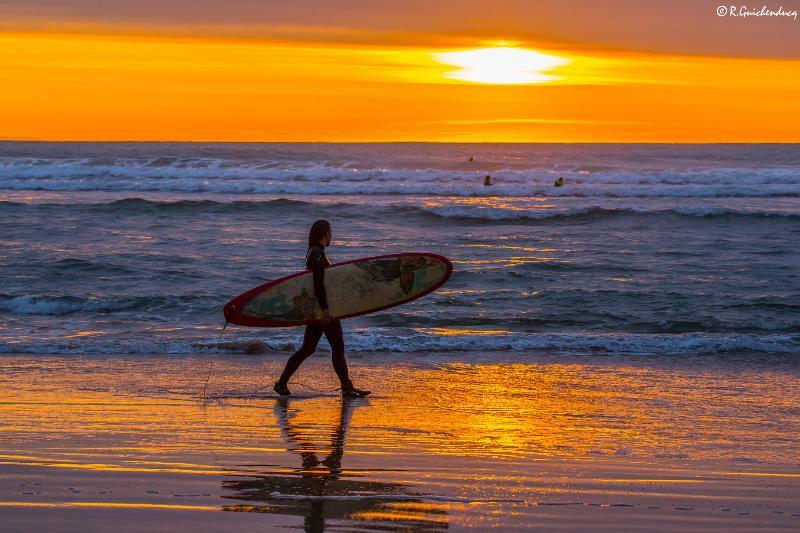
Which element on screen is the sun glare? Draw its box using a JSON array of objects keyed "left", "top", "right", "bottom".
[{"left": 434, "top": 47, "right": 570, "bottom": 84}]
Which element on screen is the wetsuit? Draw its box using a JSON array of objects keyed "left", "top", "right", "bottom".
[{"left": 277, "top": 244, "right": 352, "bottom": 389}]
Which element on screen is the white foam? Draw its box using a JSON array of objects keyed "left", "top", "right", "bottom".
[
  {"left": 2, "top": 328, "right": 797, "bottom": 356},
  {"left": 0, "top": 294, "right": 207, "bottom": 316},
  {"left": 0, "top": 295, "right": 117, "bottom": 315},
  {"left": 0, "top": 156, "right": 798, "bottom": 198}
]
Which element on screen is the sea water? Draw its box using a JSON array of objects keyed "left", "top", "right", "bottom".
[{"left": 1, "top": 142, "right": 798, "bottom": 357}]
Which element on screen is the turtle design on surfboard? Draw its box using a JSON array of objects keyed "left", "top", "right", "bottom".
[
  {"left": 274, "top": 288, "right": 317, "bottom": 322},
  {"left": 354, "top": 256, "right": 430, "bottom": 295}
]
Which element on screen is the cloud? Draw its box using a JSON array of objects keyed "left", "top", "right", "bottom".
[
  {"left": 1, "top": 0, "right": 798, "bottom": 58},
  {"left": 429, "top": 118, "right": 639, "bottom": 125}
]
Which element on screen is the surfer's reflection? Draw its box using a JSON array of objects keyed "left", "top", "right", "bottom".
[{"left": 222, "top": 397, "right": 447, "bottom": 531}]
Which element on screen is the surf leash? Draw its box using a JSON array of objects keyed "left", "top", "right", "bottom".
[
  {"left": 217, "top": 304, "right": 235, "bottom": 344},
  {"left": 202, "top": 305, "right": 237, "bottom": 399}
]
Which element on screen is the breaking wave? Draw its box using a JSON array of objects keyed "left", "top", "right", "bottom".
[
  {"left": 2, "top": 198, "right": 799, "bottom": 221},
  {"left": 0, "top": 155, "right": 798, "bottom": 198},
  {"left": 1, "top": 327, "right": 797, "bottom": 357}
]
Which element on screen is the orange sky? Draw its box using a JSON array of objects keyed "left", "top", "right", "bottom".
[{"left": 1, "top": 2, "right": 799, "bottom": 141}]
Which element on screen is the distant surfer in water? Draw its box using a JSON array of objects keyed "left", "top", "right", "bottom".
[
  {"left": 484, "top": 174, "right": 493, "bottom": 186},
  {"left": 554, "top": 176, "right": 564, "bottom": 187},
  {"left": 274, "top": 219, "right": 371, "bottom": 398}
]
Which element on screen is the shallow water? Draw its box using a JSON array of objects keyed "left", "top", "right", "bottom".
[{"left": 2, "top": 353, "right": 800, "bottom": 462}]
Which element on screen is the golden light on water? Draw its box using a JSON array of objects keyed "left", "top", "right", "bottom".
[
  {"left": 434, "top": 47, "right": 570, "bottom": 84},
  {"left": 416, "top": 327, "right": 514, "bottom": 336}
]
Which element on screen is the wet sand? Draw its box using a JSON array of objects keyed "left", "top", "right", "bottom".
[{"left": 1, "top": 352, "right": 799, "bottom": 531}]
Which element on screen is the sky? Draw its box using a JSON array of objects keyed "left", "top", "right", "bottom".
[{"left": 1, "top": 0, "right": 799, "bottom": 142}]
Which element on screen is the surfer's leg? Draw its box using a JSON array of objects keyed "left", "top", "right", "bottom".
[
  {"left": 324, "top": 320, "right": 351, "bottom": 389},
  {"left": 277, "top": 324, "right": 323, "bottom": 387},
  {"left": 324, "top": 321, "right": 370, "bottom": 397}
]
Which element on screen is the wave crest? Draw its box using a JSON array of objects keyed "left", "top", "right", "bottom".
[
  {"left": 420, "top": 205, "right": 800, "bottom": 221},
  {"left": 1, "top": 328, "right": 797, "bottom": 356}
]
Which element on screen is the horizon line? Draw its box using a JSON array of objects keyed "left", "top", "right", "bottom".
[{"left": 2, "top": 140, "right": 799, "bottom": 145}]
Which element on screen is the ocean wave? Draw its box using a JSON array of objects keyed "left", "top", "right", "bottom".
[
  {"left": 2, "top": 197, "right": 799, "bottom": 221},
  {"left": 0, "top": 156, "right": 798, "bottom": 198},
  {"left": 101, "top": 197, "right": 311, "bottom": 213},
  {"left": 366, "top": 311, "right": 800, "bottom": 334},
  {"left": 419, "top": 205, "right": 800, "bottom": 221},
  {"left": 0, "top": 294, "right": 213, "bottom": 316},
  {"left": 3, "top": 292, "right": 796, "bottom": 336},
  {"left": 0, "top": 197, "right": 318, "bottom": 215},
  {"left": 1, "top": 328, "right": 797, "bottom": 356},
  {"left": 335, "top": 330, "right": 800, "bottom": 355}
]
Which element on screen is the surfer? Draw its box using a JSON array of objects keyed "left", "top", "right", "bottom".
[
  {"left": 554, "top": 176, "right": 564, "bottom": 187},
  {"left": 484, "top": 174, "right": 493, "bottom": 186},
  {"left": 274, "top": 219, "right": 371, "bottom": 398}
]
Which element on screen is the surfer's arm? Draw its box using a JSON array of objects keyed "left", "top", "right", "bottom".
[{"left": 310, "top": 254, "right": 329, "bottom": 311}]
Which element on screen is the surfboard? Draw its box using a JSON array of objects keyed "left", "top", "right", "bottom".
[{"left": 224, "top": 252, "right": 453, "bottom": 327}]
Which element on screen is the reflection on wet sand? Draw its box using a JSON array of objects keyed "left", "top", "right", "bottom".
[
  {"left": 2, "top": 355, "right": 800, "bottom": 530},
  {"left": 222, "top": 397, "right": 448, "bottom": 531}
]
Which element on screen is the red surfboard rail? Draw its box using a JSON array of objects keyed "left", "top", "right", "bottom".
[{"left": 223, "top": 252, "right": 453, "bottom": 328}]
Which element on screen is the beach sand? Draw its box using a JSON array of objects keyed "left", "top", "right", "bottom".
[{"left": 1, "top": 352, "right": 799, "bottom": 531}]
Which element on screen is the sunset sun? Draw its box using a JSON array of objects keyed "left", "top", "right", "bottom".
[{"left": 433, "top": 47, "right": 570, "bottom": 84}]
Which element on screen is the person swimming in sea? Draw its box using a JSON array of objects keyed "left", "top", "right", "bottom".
[
  {"left": 273, "top": 219, "right": 371, "bottom": 398},
  {"left": 484, "top": 174, "right": 493, "bottom": 186},
  {"left": 554, "top": 176, "right": 564, "bottom": 187}
]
